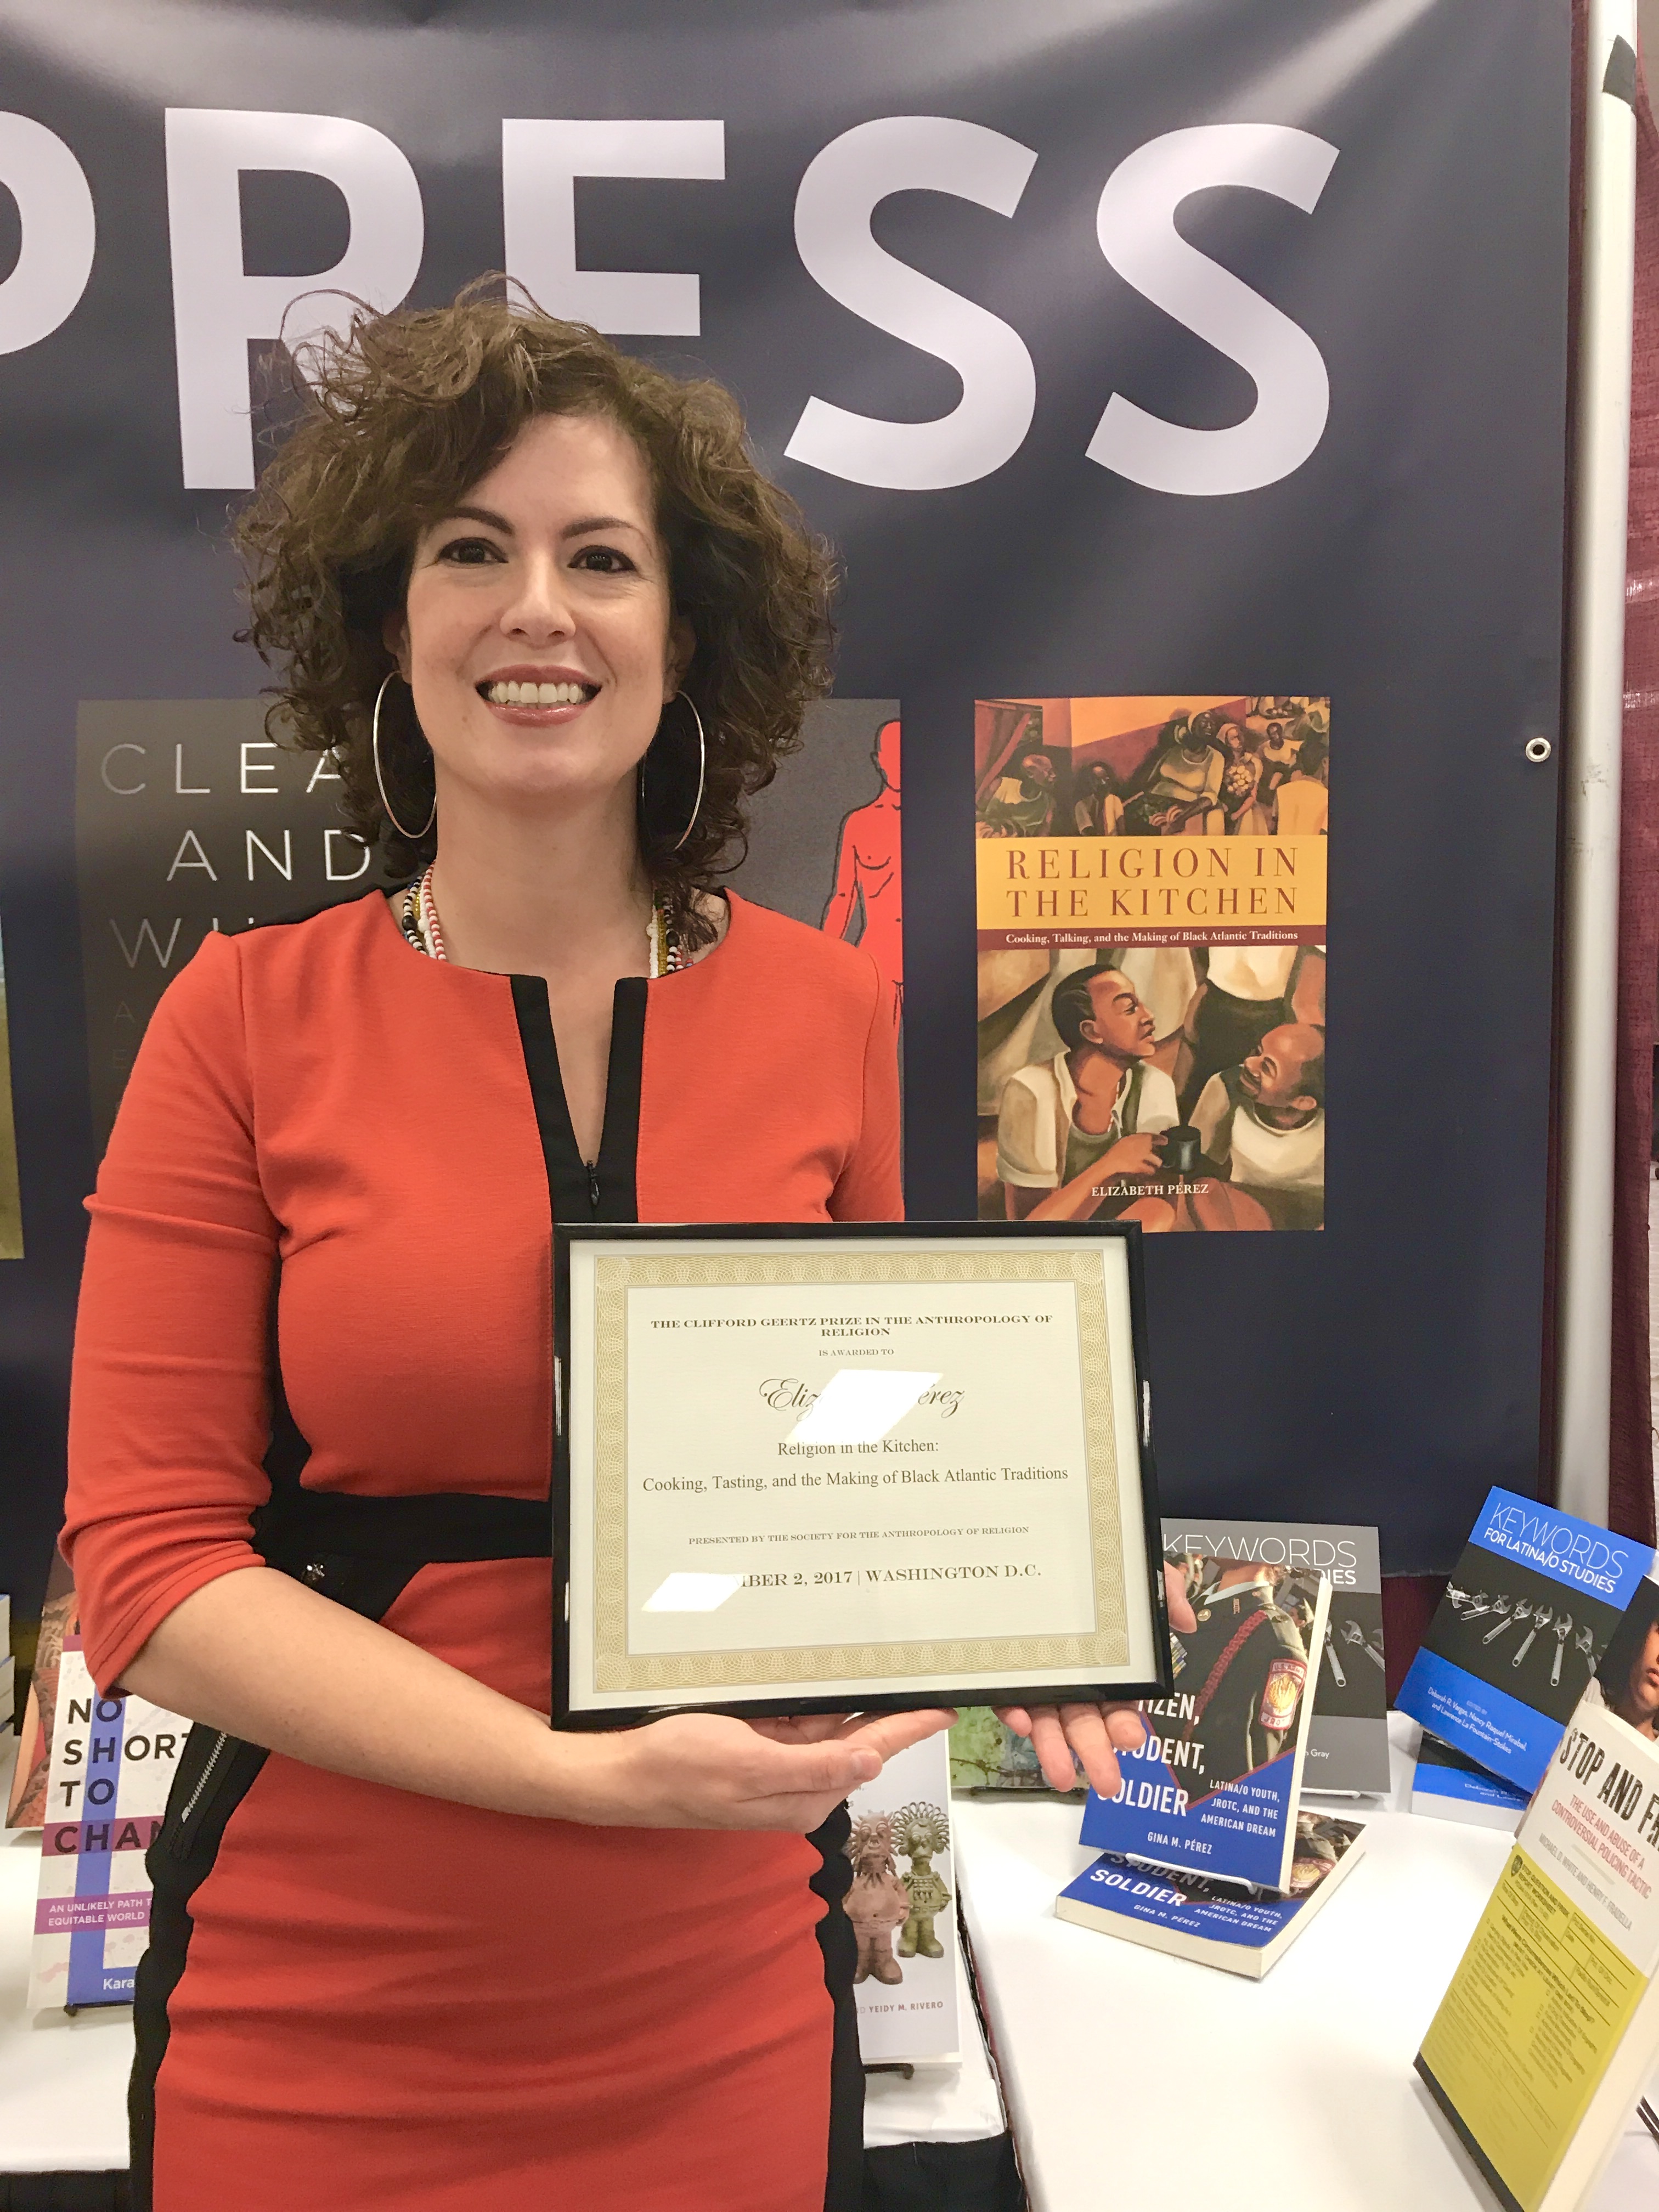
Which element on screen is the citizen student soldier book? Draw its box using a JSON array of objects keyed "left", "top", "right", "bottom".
[
  {"left": 845, "top": 1733, "right": 960, "bottom": 2064},
  {"left": 1077, "top": 1554, "right": 1331, "bottom": 1891},
  {"left": 1163, "top": 1519, "right": 1387, "bottom": 1794},
  {"left": 1397, "top": 1486, "right": 1656, "bottom": 1795},
  {"left": 1417, "top": 1635, "right": 1659, "bottom": 2212},
  {"left": 27, "top": 1635, "right": 187, "bottom": 2012},
  {"left": 1056, "top": 1812, "right": 1365, "bottom": 1979}
]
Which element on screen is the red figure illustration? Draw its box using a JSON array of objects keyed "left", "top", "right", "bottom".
[{"left": 822, "top": 717, "right": 902, "bottom": 1025}]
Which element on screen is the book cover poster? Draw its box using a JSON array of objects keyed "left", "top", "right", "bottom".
[
  {"left": 76, "top": 697, "right": 900, "bottom": 1150},
  {"left": 1080, "top": 1565, "right": 1330, "bottom": 1890},
  {"left": 1397, "top": 1488, "right": 1656, "bottom": 1794},
  {"left": 0, "top": 913, "right": 21, "bottom": 1258},
  {"left": 847, "top": 1730, "right": 958, "bottom": 2064},
  {"left": 28, "top": 1636, "right": 187, "bottom": 2011},
  {"left": 975, "top": 696, "right": 1326, "bottom": 1232}
]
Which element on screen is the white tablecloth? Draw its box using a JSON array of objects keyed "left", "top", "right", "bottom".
[
  {"left": 955, "top": 1714, "right": 1659, "bottom": 2210},
  {"left": 4, "top": 1713, "right": 1658, "bottom": 2200}
]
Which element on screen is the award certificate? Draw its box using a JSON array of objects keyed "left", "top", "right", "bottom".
[{"left": 554, "top": 1223, "right": 1171, "bottom": 1724}]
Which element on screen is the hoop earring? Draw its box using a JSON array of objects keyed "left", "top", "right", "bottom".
[
  {"left": 670, "top": 692, "right": 706, "bottom": 854},
  {"left": 371, "top": 670, "right": 436, "bottom": 842}
]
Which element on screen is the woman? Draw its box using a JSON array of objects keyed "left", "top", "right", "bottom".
[{"left": 62, "top": 292, "right": 1145, "bottom": 2211}]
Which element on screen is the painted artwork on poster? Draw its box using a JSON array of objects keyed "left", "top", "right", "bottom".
[
  {"left": 975, "top": 696, "right": 1327, "bottom": 1232},
  {"left": 0, "top": 912, "right": 21, "bottom": 1258},
  {"left": 75, "top": 698, "right": 900, "bottom": 1149}
]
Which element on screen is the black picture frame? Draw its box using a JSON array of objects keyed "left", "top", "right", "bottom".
[{"left": 551, "top": 1218, "right": 1173, "bottom": 1729}]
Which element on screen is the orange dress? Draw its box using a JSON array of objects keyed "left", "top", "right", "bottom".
[{"left": 61, "top": 889, "right": 901, "bottom": 2212}]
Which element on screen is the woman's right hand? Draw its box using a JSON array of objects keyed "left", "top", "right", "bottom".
[{"left": 571, "top": 1706, "right": 957, "bottom": 1832}]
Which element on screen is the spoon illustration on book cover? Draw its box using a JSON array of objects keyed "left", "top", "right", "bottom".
[
  {"left": 1550, "top": 1611, "right": 1573, "bottom": 1686},
  {"left": 1512, "top": 1604, "right": 1551, "bottom": 1666}
]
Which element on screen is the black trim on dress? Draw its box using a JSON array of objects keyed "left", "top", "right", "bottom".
[{"left": 129, "top": 1312, "right": 554, "bottom": 2204}]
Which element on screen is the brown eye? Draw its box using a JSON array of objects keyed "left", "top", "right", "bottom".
[
  {"left": 571, "top": 546, "right": 635, "bottom": 573},
  {"left": 437, "top": 537, "right": 504, "bottom": 565}
]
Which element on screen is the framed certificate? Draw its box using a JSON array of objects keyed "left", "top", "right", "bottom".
[{"left": 553, "top": 1221, "right": 1173, "bottom": 1727}]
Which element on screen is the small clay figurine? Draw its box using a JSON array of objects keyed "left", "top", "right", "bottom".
[
  {"left": 845, "top": 1815, "right": 910, "bottom": 1985},
  {"left": 891, "top": 1801, "right": 952, "bottom": 1961}
]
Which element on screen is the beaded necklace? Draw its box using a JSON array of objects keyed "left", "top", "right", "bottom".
[{"left": 398, "top": 864, "right": 682, "bottom": 977}]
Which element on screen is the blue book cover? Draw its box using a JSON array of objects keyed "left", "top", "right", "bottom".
[
  {"left": 1396, "top": 1487, "right": 1656, "bottom": 1796},
  {"left": 1055, "top": 1815, "right": 1365, "bottom": 1979},
  {"left": 1078, "top": 1571, "right": 1330, "bottom": 1891}
]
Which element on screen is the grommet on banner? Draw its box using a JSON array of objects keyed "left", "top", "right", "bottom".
[{"left": 1525, "top": 736, "right": 1553, "bottom": 763}]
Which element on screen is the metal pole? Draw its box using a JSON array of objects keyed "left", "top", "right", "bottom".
[{"left": 1555, "top": 0, "right": 1639, "bottom": 1522}]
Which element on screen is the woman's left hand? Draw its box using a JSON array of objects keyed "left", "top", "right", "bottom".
[
  {"left": 995, "top": 1563, "right": 1200, "bottom": 1795},
  {"left": 990, "top": 1701, "right": 1149, "bottom": 1795}
]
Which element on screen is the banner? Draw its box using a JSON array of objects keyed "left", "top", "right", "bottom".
[{"left": 0, "top": 0, "right": 1570, "bottom": 1598}]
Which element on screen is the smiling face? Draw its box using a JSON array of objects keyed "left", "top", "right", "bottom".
[
  {"left": 1240, "top": 1024, "right": 1323, "bottom": 1119},
  {"left": 386, "top": 411, "right": 691, "bottom": 829}
]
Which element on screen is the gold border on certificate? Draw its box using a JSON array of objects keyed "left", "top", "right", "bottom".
[{"left": 590, "top": 1248, "right": 1127, "bottom": 1694}]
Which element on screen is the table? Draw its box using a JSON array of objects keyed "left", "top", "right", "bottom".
[
  {"left": 955, "top": 1714, "right": 1659, "bottom": 2210},
  {"left": 5, "top": 1715, "right": 1658, "bottom": 2203}
]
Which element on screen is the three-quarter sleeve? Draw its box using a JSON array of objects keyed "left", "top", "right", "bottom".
[
  {"left": 827, "top": 952, "right": 902, "bottom": 1224},
  {"left": 63, "top": 932, "right": 278, "bottom": 1692}
]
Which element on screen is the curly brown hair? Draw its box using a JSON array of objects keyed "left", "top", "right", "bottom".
[{"left": 233, "top": 282, "right": 836, "bottom": 944}]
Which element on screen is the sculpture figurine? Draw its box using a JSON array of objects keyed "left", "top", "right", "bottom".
[
  {"left": 891, "top": 1801, "right": 952, "bottom": 1961},
  {"left": 845, "top": 1814, "right": 910, "bottom": 1985}
]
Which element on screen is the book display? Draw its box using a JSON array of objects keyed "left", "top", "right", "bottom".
[
  {"left": 1077, "top": 1555, "right": 1331, "bottom": 1891},
  {"left": 1397, "top": 1489, "right": 1655, "bottom": 1795},
  {"left": 848, "top": 1733, "right": 961, "bottom": 2065},
  {"left": 1056, "top": 1812, "right": 1366, "bottom": 1978}
]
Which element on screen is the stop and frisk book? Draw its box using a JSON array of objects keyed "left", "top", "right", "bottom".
[
  {"left": 27, "top": 1634, "right": 187, "bottom": 2012},
  {"left": 1417, "top": 1696, "right": 1659, "bottom": 2212},
  {"left": 1079, "top": 1567, "right": 1331, "bottom": 1891},
  {"left": 1164, "top": 1520, "right": 1388, "bottom": 1794},
  {"left": 1057, "top": 1812, "right": 1365, "bottom": 1978},
  {"left": 847, "top": 1732, "right": 960, "bottom": 2064},
  {"left": 1397, "top": 1486, "right": 1655, "bottom": 1796}
]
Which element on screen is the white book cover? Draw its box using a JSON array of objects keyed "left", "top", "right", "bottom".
[
  {"left": 27, "top": 1635, "right": 188, "bottom": 2012},
  {"left": 848, "top": 1731, "right": 960, "bottom": 2064}
]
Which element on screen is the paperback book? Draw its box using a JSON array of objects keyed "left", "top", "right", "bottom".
[
  {"left": 951, "top": 1521, "right": 1384, "bottom": 1798},
  {"left": 1410, "top": 1733, "right": 1531, "bottom": 1832},
  {"left": 847, "top": 1731, "right": 960, "bottom": 2064},
  {"left": 27, "top": 1634, "right": 187, "bottom": 2012},
  {"left": 1397, "top": 1487, "right": 1655, "bottom": 1795},
  {"left": 1163, "top": 1520, "right": 1387, "bottom": 1794},
  {"left": 1417, "top": 1679, "right": 1659, "bottom": 2211},
  {"left": 1079, "top": 1559, "right": 1331, "bottom": 1891},
  {"left": 1057, "top": 1812, "right": 1365, "bottom": 1978}
]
